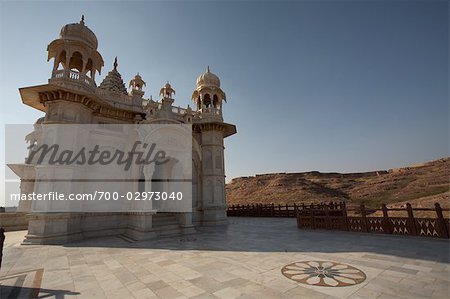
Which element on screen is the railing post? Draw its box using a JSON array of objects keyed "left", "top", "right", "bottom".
[
  {"left": 293, "top": 203, "right": 297, "bottom": 218},
  {"left": 382, "top": 204, "right": 392, "bottom": 234},
  {"left": 342, "top": 203, "right": 349, "bottom": 231},
  {"left": 325, "top": 205, "right": 330, "bottom": 229},
  {"left": 360, "top": 204, "right": 369, "bottom": 233},
  {"left": 435, "top": 203, "right": 449, "bottom": 238},
  {"left": 406, "top": 203, "right": 418, "bottom": 236},
  {"left": 271, "top": 203, "right": 274, "bottom": 217}
]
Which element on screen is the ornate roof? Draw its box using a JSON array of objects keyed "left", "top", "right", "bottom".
[
  {"left": 192, "top": 67, "right": 226, "bottom": 102},
  {"left": 99, "top": 57, "right": 127, "bottom": 95},
  {"left": 196, "top": 66, "right": 220, "bottom": 87},
  {"left": 59, "top": 15, "right": 98, "bottom": 49}
]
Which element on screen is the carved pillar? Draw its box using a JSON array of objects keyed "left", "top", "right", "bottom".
[
  {"left": 52, "top": 52, "right": 59, "bottom": 77},
  {"left": 64, "top": 51, "right": 71, "bottom": 76},
  {"left": 199, "top": 124, "right": 227, "bottom": 225}
]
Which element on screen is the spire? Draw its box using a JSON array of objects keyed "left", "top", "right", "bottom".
[
  {"left": 99, "top": 57, "right": 127, "bottom": 95},
  {"left": 207, "top": 65, "right": 210, "bottom": 73},
  {"left": 113, "top": 56, "right": 118, "bottom": 70},
  {"left": 80, "top": 15, "right": 85, "bottom": 25}
]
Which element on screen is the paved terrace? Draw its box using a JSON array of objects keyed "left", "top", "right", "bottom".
[{"left": 0, "top": 217, "right": 449, "bottom": 299}]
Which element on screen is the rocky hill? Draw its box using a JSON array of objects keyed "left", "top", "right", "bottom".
[{"left": 226, "top": 157, "right": 449, "bottom": 209}]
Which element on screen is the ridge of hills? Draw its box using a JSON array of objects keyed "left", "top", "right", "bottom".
[{"left": 225, "top": 157, "right": 450, "bottom": 209}]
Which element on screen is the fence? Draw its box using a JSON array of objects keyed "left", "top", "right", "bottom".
[
  {"left": 227, "top": 202, "right": 450, "bottom": 239},
  {"left": 227, "top": 203, "right": 307, "bottom": 217},
  {"left": 227, "top": 202, "right": 345, "bottom": 218}
]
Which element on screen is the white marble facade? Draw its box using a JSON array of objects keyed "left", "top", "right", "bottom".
[{"left": 12, "top": 16, "right": 236, "bottom": 244}]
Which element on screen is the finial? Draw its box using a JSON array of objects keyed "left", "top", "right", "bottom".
[
  {"left": 80, "top": 15, "right": 85, "bottom": 25},
  {"left": 207, "top": 65, "right": 210, "bottom": 73},
  {"left": 113, "top": 57, "right": 118, "bottom": 70}
]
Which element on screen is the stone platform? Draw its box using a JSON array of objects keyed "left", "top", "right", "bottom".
[{"left": 1, "top": 217, "right": 449, "bottom": 298}]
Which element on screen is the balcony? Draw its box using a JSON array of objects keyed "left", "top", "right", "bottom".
[
  {"left": 50, "top": 69, "right": 97, "bottom": 91},
  {"left": 198, "top": 107, "right": 223, "bottom": 122}
]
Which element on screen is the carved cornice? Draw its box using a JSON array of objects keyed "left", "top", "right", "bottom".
[
  {"left": 194, "top": 122, "right": 226, "bottom": 132},
  {"left": 192, "top": 122, "right": 236, "bottom": 138},
  {"left": 38, "top": 89, "right": 141, "bottom": 122}
]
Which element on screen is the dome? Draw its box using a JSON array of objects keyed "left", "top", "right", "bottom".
[
  {"left": 59, "top": 16, "right": 98, "bottom": 49},
  {"left": 196, "top": 66, "right": 220, "bottom": 87}
]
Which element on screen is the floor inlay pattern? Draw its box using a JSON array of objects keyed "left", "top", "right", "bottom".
[{"left": 281, "top": 261, "right": 366, "bottom": 287}]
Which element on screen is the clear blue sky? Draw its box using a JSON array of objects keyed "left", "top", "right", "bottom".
[{"left": 0, "top": 0, "right": 448, "bottom": 193}]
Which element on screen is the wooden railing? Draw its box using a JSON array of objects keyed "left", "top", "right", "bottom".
[
  {"left": 227, "top": 202, "right": 345, "bottom": 218},
  {"left": 227, "top": 202, "right": 450, "bottom": 239},
  {"left": 228, "top": 203, "right": 303, "bottom": 217}
]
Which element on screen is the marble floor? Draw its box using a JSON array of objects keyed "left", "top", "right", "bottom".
[{"left": 0, "top": 217, "right": 449, "bottom": 298}]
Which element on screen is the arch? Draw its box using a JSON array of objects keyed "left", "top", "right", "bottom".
[
  {"left": 85, "top": 58, "right": 93, "bottom": 76},
  {"left": 57, "top": 50, "right": 67, "bottom": 69},
  {"left": 69, "top": 51, "right": 83, "bottom": 72},
  {"left": 213, "top": 94, "right": 219, "bottom": 108},
  {"left": 203, "top": 93, "right": 211, "bottom": 108}
]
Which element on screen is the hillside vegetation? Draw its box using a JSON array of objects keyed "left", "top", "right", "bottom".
[{"left": 226, "top": 158, "right": 449, "bottom": 209}]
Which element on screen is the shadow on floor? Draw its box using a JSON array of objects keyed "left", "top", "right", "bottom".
[
  {"left": 0, "top": 285, "right": 79, "bottom": 299},
  {"left": 54, "top": 217, "right": 450, "bottom": 263}
]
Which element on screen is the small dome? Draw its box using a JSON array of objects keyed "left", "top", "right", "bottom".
[
  {"left": 59, "top": 16, "right": 98, "bottom": 49},
  {"left": 196, "top": 66, "right": 220, "bottom": 87}
]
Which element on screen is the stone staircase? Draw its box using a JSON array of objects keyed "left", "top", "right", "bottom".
[
  {"left": 151, "top": 213, "right": 184, "bottom": 237},
  {"left": 122, "top": 212, "right": 196, "bottom": 241}
]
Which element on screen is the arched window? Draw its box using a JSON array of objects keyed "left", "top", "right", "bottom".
[
  {"left": 213, "top": 94, "right": 219, "bottom": 108},
  {"left": 69, "top": 51, "right": 83, "bottom": 72},
  {"left": 86, "top": 59, "right": 93, "bottom": 76},
  {"left": 57, "top": 50, "right": 67, "bottom": 69},
  {"left": 203, "top": 94, "right": 211, "bottom": 108}
]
